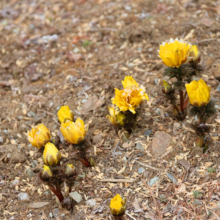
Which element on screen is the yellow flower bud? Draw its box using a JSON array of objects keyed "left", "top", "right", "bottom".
[
  {"left": 60, "top": 118, "right": 87, "bottom": 144},
  {"left": 158, "top": 38, "right": 191, "bottom": 67},
  {"left": 106, "top": 107, "right": 118, "bottom": 125},
  {"left": 41, "top": 165, "right": 53, "bottom": 180},
  {"left": 188, "top": 45, "right": 200, "bottom": 63},
  {"left": 162, "top": 80, "right": 172, "bottom": 94},
  {"left": 65, "top": 164, "right": 76, "bottom": 177},
  {"left": 112, "top": 76, "right": 149, "bottom": 114},
  {"left": 57, "top": 106, "right": 74, "bottom": 123},
  {"left": 196, "top": 136, "right": 204, "bottom": 147},
  {"left": 110, "top": 194, "right": 126, "bottom": 216},
  {"left": 27, "top": 124, "right": 51, "bottom": 149},
  {"left": 185, "top": 79, "right": 210, "bottom": 107},
  {"left": 88, "top": 158, "right": 95, "bottom": 167},
  {"left": 43, "top": 142, "right": 61, "bottom": 166},
  {"left": 106, "top": 107, "right": 126, "bottom": 126}
]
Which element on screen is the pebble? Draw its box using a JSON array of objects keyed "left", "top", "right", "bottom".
[
  {"left": 53, "top": 208, "right": 59, "bottom": 218},
  {"left": 86, "top": 199, "right": 96, "bottom": 207},
  {"left": 138, "top": 167, "right": 145, "bottom": 173},
  {"left": 148, "top": 176, "right": 159, "bottom": 186},
  {"left": 49, "top": 212, "right": 53, "bottom": 218},
  {"left": 31, "top": 160, "right": 38, "bottom": 168},
  {"left": 144, "top": 130, "right": 152, "bottom": 136},
  {"left": 150, "top": 131, "right": 172, "bottom": 157},
  {"left": 27, "top": 111, "right": 36, "bottom": 117},
  {"left": 216, "top": 84, "right": 220, "bottom": 92},
  {"left": 136, "top": 143, "right": 145, "bottom": 152},
  {"left": 166, "top": 173, "right": 177, "bottom": 184},
  {"left": 69, "top": 192, "right": 82, "bottom": 203},
  {"left": 215, "top": 105, "right": 219, "bottom": 109},
  {"left": 26, "top": 169, "right": 35, "bottom": 178},
  {"left": 13, "top": 179, "right": 19, "bottom": 186},
  {"left": 18, "top": 192, "right": 29, "bottom": 201}
]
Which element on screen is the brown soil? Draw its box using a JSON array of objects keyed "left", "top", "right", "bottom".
[{"left": 0, "top": 0, "right": 220, "bottom": 219}]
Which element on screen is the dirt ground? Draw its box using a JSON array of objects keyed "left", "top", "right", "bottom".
[{"left": 0, "top": 0, "right": 220, "bottom": 219}]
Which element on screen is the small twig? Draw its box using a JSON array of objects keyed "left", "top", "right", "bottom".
[
  {"left": 198, "top": 38, "right": 217, "bottom": 44},
  {"left": 38, "top": 109, "right": 56, "bottom": 117},
  {"left": 125, "top": 211, "right": 137, "bottom": 220},
  {"left": 112, "top": 141, "right": 120, "bottom": 164},
  {"left": 207, "top": 209, "right": 220, "bottom": 219},
  {"left": 0, "top": 154, "right": 6, "bottom": 161},
  {"left": 161, "top": 170, "right": 187, "bottom": 218},
  {"left": 141, "top": 178, "right": 162, "bottom": 220},
  {"left": 99, "top": 179, "right": 134, "bottom": 183},
  {"left": 136, "top": 161, "right": 162, "bottom": 171}
]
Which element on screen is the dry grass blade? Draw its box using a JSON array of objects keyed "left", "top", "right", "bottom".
[{"left": 141, "top": 178, "right": 162, "bottom": 220}]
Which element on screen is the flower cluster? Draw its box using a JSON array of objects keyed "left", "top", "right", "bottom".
[
  {"left": 159, "top": 38, "right": 216, "bottom": 151},
  {"left": 159, "top": 38, "right": 203, "bottom": 120},
  {"left": 27, "top": 105, "right": 89, "bottom": 210},
  {"left": 107, "top": 76, "right": 149, "bottom": 129}
]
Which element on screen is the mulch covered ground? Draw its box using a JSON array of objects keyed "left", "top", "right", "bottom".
[{"left": 0, "top": 0, "right": 220, "bottom": 219}]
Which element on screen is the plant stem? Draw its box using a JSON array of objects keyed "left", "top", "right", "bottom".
[
  {"left": 48, "top": 185, "right": 64, "bottom": 203},
  {"left": 180, "top": 90, "right": 184, "bottom": 113}
]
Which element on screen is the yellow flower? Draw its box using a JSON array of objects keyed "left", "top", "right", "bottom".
[
  {"left": 41, "top": 165, "right": 53, "bottom": 180},
  {"left": 65, "top": 164, "right": 76, "bottom": 177},
  {"left": 185, "top": 79, "right": 210, "bottom": 107},
  {"left": 112, "top": 87, "right": 149, "bottom": 114},
  {"left": 112, "top": 76, "right": 149, "bottom": 114},
  {"left": 158, "top": 38, "right": 191, "bottom": 67},
  {"left": 60, "top": 119, "right": 87, "bottom": 144},
  {"left": 110, "top": 194, "right": 126, "bottom": 216},
  {"left": 122, "top": 76, "right": 139, "bottom": 88},
  {"left": 57, "top": 106, "right": 74, "bottom": 123},
  {"left": 188, "top": 45, "right": 200, "bottom": 62},
  {"left": 43, "top": 142, "right": 61, "bottom": 166},
  {"left": 27, "top": 124, "right": 51, "bottom": 149}
]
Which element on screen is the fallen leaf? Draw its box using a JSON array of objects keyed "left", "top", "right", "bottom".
[{"left": 28, "top": 202, "right": 49, "bottom": 209}]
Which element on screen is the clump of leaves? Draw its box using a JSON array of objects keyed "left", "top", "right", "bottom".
[
  {"left": 207, "top": 167, "right": 216, "bottom": 173},
  {"left": 82, "top": 40, "right": 93, "bottom": 47},
  {"left": 193, "top": 190, "right": 203, "bottom": 198}
]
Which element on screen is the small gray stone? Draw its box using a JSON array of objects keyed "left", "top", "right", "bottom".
[
  {"left": 166, "top": 173, "right": 177, "bottom": 184},
  {"left": 150, "top": 131, "right": 172, "bottom": 156},
  {"left": 148, "top": 176, "right": 159, "bottom": 186},
  {"left": 215, "top": 105, "right": 220, "bottom": 109},
  {"left": 216, "top": 84, "right": 220, "bottom": 92},
  {"left": 18, "top": 192, "right": 29, "bottom": 201},
  {"left": 144, "top": 130, "right": 152, "bottom": 136},
  {"left": 136, "top": 143, "right": 145, "bottom": 152},
  {"left": 26, "top": 169, "right": 34, "bottom": 178},
  {"left": 69, "top": 192, "right": 82, "bottom": 203},
  {"left": 49, "top": 212, "right": 53, "bottom": 218},
  {"left": 86, "top": 199, "right": 96, "bottom": 207},
  {"left": 27, "top": 111, "right": 36, "bottom": 117},
  {"left": 13, "top": 179, "right": 19, "bottom": 186},
  {"left": 138, "top": 167, "right": 145, "bottom": 174},
  {"left": 31, "top": 160, "right": 38, "bottom": 168},
  {"left": 53, "top": 208, "right": 59, "bottom": 218}
]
